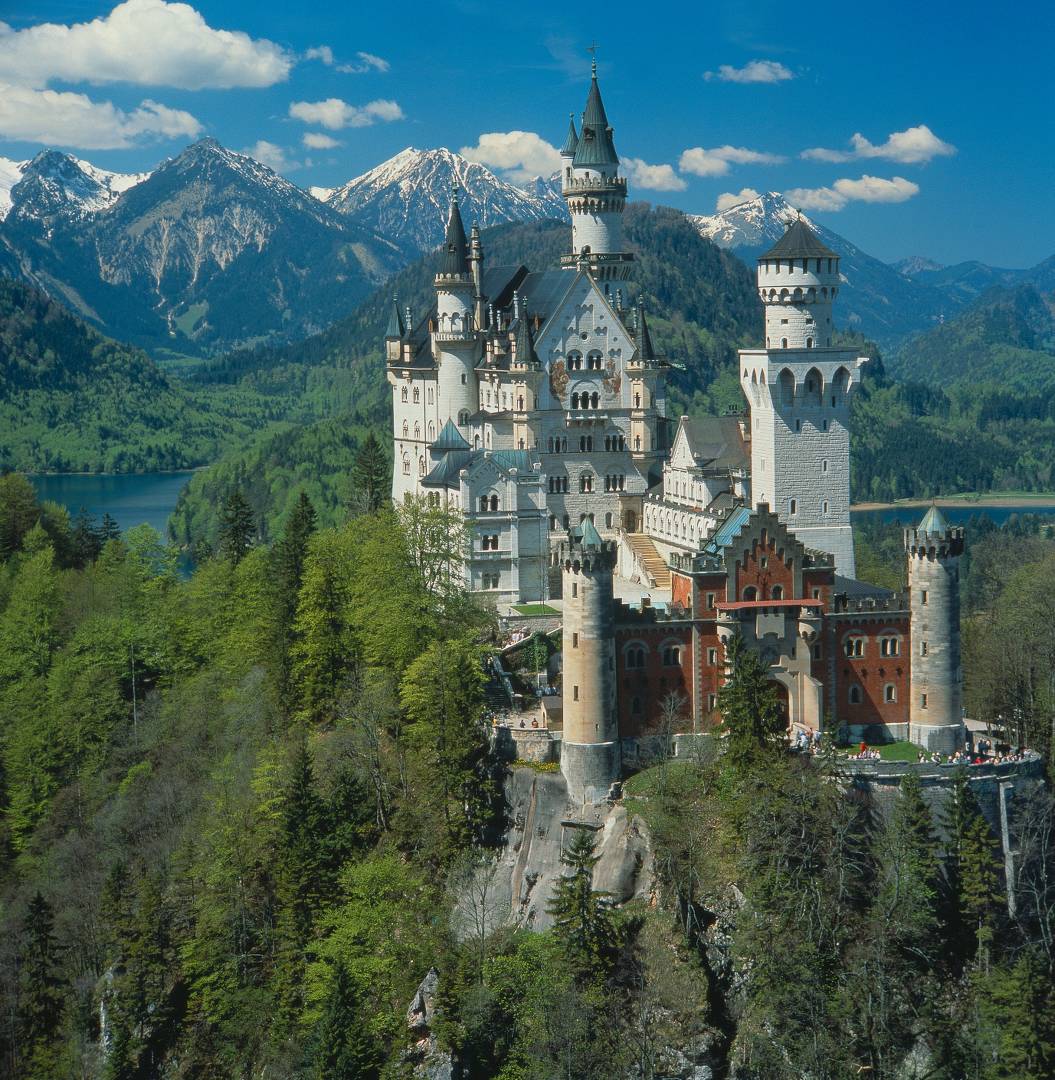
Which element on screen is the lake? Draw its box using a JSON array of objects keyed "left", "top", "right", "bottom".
[
  {"left": 851, "top": 503, "right": 1055, "bottom": 529},
  {"left": 30, "top": 471, "right": 195, "bottom": 537}
]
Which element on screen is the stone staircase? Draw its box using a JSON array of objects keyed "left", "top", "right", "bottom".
[{"left": 626, "top": 533, "right": 672, "bottom": 590}]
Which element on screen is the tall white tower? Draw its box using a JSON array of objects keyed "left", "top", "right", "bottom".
[
  {"left": 433, "top": 190, "right": 479, "bottom": 430},
  {"left": 560, "top": 61, "right": 633, "bottom": 281},
  {"left": 739, "top": 218, "right": 867, "bottom": 578}
]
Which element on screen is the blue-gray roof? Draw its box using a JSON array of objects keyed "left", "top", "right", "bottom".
[
  {"left": 761, "top": 217, "right": 837, "bottom": 261},
  {"left": 572, "top": 70, "right": 618, "bottom": 168},
  {"left": 431, "top": 418, "right": 470, "bottom": 451},
  {"left": 420, "top": 448, "right": 535, "bottom": 490},
  {"left": 439, "top": 194, "right": 469, "bottom": 276},
  {"left": 561, "top": 114, "right": 579, "bottom": 156},
  {"left": 918, "top": 505, "right": 949, "bottom": 534},
  {"left": 702, "top": 505, "right": 752, "bottom": 557}
]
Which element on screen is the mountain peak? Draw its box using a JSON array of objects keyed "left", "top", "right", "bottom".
[
  {"left": 324, "top": 145, "right": 568, "bottom": 255},
  {"left": 6, "top": 150, "right": 147, "bottom": 224}
]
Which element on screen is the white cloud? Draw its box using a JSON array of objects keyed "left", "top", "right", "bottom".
[
  {"left": 716, "top": 187, "right": 760, "bottom": 211},
  {"left": 244, "top": 139, "right": 297, "bottom": 172},
  {"left": 786, "top": 174, "right": 920, "bottom": 211},
  {"left": 0, "top": 0, "right": 292, "bottom": 90},
  {"left": 338, "top": 52, "right": 389, "bottom": 74},
  {"left": 622, "top": 157, "right": 686, "bottom": 192},
  {"left": 302, "top": 131, "right": 339, "bottom": 150},
  {"left": 460, "top": 131, "right": 562, "bottom": 184},
  {"left": 305, "top": 45, "right": 334, "bottom": 65},
  {"left": 802, "top": 125, "right": 956, "bottom": 165},
  {"left": 0, "top": 82, "right": 200, "bottom": 148},
  {"left": 306, "top": 45, "right": 389, "bottom": 74},
  {"left": 704, "top": 59, "right": 793, "bottom": 84},
  {"left": 679, "top": 144, "right": 785, "bottom": 177},
  {"left": 289, "top": 97, "right": 403, "bottom": 130}
]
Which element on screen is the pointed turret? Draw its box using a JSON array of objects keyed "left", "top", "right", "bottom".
[
  {"left": 439, "top": 187, "right": 469, "bottom": 277},
  {"left": 560, "top": 57, "right": 632, "bottom": 280},
  {"left": 573, "top": 61, "right": 619, "bottom": 169},
  {"left": 636, "top": 302, "right": 656, "bottom": 362},
  {"left": 918, "top": 504, "right": 950, "bottom": 535},
  {"left": 385, "top": 296, "right": 405, "bottom": 340},
  {"left": 514, "top": 309, "right": 539, "bottom": 366},
  {"left": 561, "top": 114, "right": 579, "bottom": 157}
]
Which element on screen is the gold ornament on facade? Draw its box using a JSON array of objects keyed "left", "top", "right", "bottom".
[{"left": 550, "top": 359, "right": 569, "bottom": 399}]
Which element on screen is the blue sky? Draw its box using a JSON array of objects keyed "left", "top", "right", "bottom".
[{"left": 1, "top": 0, "right": 1052, "bottom": 267}]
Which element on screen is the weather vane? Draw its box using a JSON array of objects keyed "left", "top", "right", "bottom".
[{"left": 587, "top": 42, "right": 598, "bottom": 71}]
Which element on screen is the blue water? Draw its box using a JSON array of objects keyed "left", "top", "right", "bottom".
[
  {"left": 851, "top": 503, "right": 1055, "bottom": 528},
  {"left": 29, "top": 472, "right": 195, "bottom": 538}
]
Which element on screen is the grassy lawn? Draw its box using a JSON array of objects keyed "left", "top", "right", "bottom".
[
  {"left": 512, "top": 603, "right": 560, "bottom": 616},
  {"left": 838, "top": 739, "right": 918, "bottom": 762}
]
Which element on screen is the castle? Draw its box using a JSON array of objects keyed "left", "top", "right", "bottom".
[{"left": 387, "top": 64, "right": 966, "bottom": 801}]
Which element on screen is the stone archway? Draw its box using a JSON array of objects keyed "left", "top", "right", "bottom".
[{"left": 622, "top": 509, "right": 638, "bottom": 533}]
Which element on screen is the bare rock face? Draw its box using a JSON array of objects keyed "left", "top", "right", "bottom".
[
  {"left": 487, "top": 768, "right": 654, "bottom": 932},
  {"left": 404, "top": 968, "right": 455, "bottom": 1080}
]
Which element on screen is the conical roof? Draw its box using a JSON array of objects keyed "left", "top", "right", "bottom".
[
  {"left": 432, "top": 418, "right": 471, "bottom": 452},
  {"left": 514, "top": 313, "right": 539, "bottom": 365},
  {"left": 572, "top": 65, "right": 618, "bottom": 168},
  {"left": 561, "top": 114, "right": 579, "bottom": 156},
  {"left": 578, "top": 517, "right": 604, "bottom": 549},
  {"left": 918, "top": 505, "right": 949, "bottom": 534},
  {"left": 439, "top": 191, "right": 469, "bottom": 276},
  {"left": 636, "top": 303, "right": 656, "bottom": 361},
  {"left": 761, "top": 216, "right": 837, "bottom": 261},
  {"left": 385, "top": 296, "right": 405, "bottom": 339}
]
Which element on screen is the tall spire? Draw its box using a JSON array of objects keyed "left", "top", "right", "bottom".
[
  {"left": 514, "top": 305, "right": 539, "bottom": 366},
  {"left": 636, "top": 302, "right": 656, "bottom": 361},
  {"left": 561, "top": 113, "right": 579, "bottom": 156},
  {"left": 573, "top": 63, "right": 618, "bottom": 168},
  {"left": 439, "top": 185, "right": 469, "bottom": 276},
  {"left": 385, "top": 296, "right": 404, "bottom": 340}
]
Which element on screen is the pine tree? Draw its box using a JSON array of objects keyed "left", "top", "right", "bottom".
[
  {"left": 100, "top": 512, "right": 121, "bottom": 543},
  {"left": 271, "top": 492, "right": 317, "bottom": 707},
  {"left": 352, "top": 432, "right": 389, "bottom": 512},
  {"left": 546, "top": 830, "right": 620, "bottom": 983},
  {"left": 70, "top": 506, "right": 102, "bottom": 567},
  {"left": 217, "top": 487, "right": 256, "bottom": 564},
  {"left": 312, "top": 964, "right": 380, "bottom": 1080},
  {"left": 275, "top": 739, "right": 327, "bottom": 1025},
  {"left": 18, "top": 892, "right": 66, "bottom": 1078},
  {"left": 717, "top": 631, "right": 782, "bottom": 772}
]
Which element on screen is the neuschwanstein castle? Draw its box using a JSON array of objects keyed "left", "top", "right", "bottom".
[{"left": 386, "top": 63, "right": 966, "bottom": 777}]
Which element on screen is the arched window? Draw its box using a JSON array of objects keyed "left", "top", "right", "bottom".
[
  {"left": 849, "top": 685, "right": 862, "bottom": 704},
  {"left": 402, "top": 420, "right": 409, "bottom": 437},
  {"left": 806, "top": 337, "right": 813, "bottom": 348},
  {"left": 479, "top": 496, "right": 488, "bottom": 512},
  {"left": 605, "top": 512, "right": 613, "bottom": 528},
  {"left": 428, "top": 422, "right": 435, "bottom": 441},
  {"left": 884, "top": 684, "right": 897, "bottom": 703},
  {"left": 474, "top": 435, "right": 481, "bottom": 449},
  {"left": 547, "top": 437, "right": 554, "bottom": 453},
  {"left": 771, "top": 585, "right": 784, "bottom": 600},
  {"left": 413, "top": 386, "right": 420, "bottom": 403},
  {"left": 418, "top": 457, "right": 425, "bottom": 476},
  {"left": 779, "top": 368, "right": 795, "bottom": 406},
  {"left": 571, "top": 392, "right": 580, "bottom": 409},
  {"left": 458, "top": 409, "right": 470, "bottom": 426},
  {"left": 428, "top": 387, "right": 434, "bottom": 404},
  {"left": 401, "top": 387, "right": 408, "bottom": 402},
  {"left": 789, "top": 498, "right": 797, "bottom": 515},
  {"left": 662, "top": 645, "right": 681, "bottom": 666},
  {"left": 591, "top": 392, "right": 599, "bottom": 409},
  {"left": 489, "top": 495, "right": 499, "bottom": 512},
  {"left": 781, "top": 338, "right": 788, "bottom": 349},
  {"left": 414, "top": 421, "right": 421, "bottom": 439},
  {"left": 742, "top": 585, "right": 758, "bottom": 601},
  {"left": 402, "top": 454, "right": 410, "bottom": 475},
  {"left": 844, "top": 636, "right": 865, "bottom": 658}
]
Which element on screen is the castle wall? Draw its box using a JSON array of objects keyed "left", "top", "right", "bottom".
[{"left": 827, "top": 612, "right": 912, "bottom": 736}]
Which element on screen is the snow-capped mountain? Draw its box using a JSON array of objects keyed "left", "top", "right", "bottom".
[
  {"left": 891, "top": 255, "right": 945, "bottom": 277},
  {"left": 1, "top": 151, "right": 148, "bottom": 223},
  {"left": 0, "top": 138, "right": 402, "bottom": 353},
  {"left": 323, "top": 147, "right": 568, "bottom": 255},
  {"left": 691, "top": 192, "right": 953, "bottom": 347}
]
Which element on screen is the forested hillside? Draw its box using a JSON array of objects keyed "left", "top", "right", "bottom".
[{"left": 1, "top": 476, "right": 1053, "bottom": 1078}]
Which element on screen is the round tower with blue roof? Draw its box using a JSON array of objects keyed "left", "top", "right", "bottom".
[
  {"left": 905, "top": 505, "right": 966, "bottom": 753},
  {"left": 560, "top": 519, "right": 621, "bottom": 803}
]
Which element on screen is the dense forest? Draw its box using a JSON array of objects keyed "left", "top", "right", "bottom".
[{"left": 1, "top": 470, "right": 1054, "bottom": 1078}]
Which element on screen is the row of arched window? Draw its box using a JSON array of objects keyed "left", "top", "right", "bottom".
[
  {"left": 566, "top": 350, "right": 604, "bottom": 371},
  {"left": 603, "top": 475, "right": 625, "bottom": 491},
  {"left": 847, "top": 683, "right": 898, "bottom": 705},
  {"left": 401, "top": 420, "right": 437, "bottom": 441},
  {"left": 570, "top": 391, "right": 601, "bottom": 410},
  {"left": 623, "top": 642, "right": 683, "bottom": 669},
  {"left": 842, "top": 634, "right": 902, "bottom": 658},
  {"left": 401, "top": 385, "right": 435, "bottom": 405},
  {"left": 762, "top": 258, "right": 836, "bottom": 275}
]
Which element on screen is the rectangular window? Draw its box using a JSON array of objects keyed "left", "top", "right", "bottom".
[
  {"left": 921, "top": 590, "right": 928, "bottom": 605},
  {"left": 572, "top": 582, "right": 578, "bottom": 598},
  {"left": 706, "top": 592, "right": 715, "bottom": 610},
  {"left": 921, "top": 693, "right": 928, "bottom": 709},
  {"left": 573, "top": 685, "right": 579, "bottom": 702},
  {"left": 707, "top": 693, "right": 717, "bottom": 711},
  {"left": 920, "top": 641, "right": 928, "bottom": 656},
  {"left": 813, "top": 643, "right": 822, "bottom": 660},
  {"left": 572, "top": 632, "right": 579, "bottom": 648},
  {"left": 708, "top": 647, "right": 717, "bottom": 666},
  {"left": 812, "top": 587, "right": 821, "bottom": 599}
]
